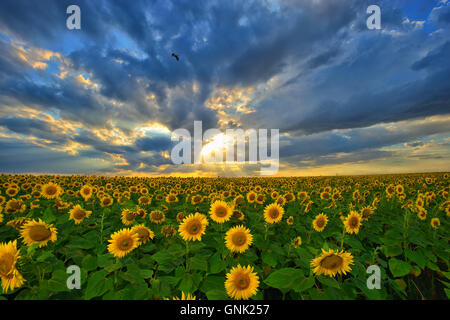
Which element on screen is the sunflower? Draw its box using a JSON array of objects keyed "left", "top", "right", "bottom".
[
  {"left": 149, "top": 210, "right": 166, "bottom": 224},
  {"left": 41, "top": 182, "right": 61, "bottom": 199},
  {"left": 292, "top": 236, "right": 302, "bottom": 248},
  {"left": 138, "top": 196, "right": 151, "bottom": 205},
  {"left": 131, "top": 225, "right": 154, "bottom": 244},
  {"left": 431, "top": 218, "right": 440, "bottom": 229},
  {"left": 4, "top": 199, "right": 26, "bottom": 214},
  {"left": 209, "top": 200, "right": 232, "bottom": 223},
  {"left": 107, "top": 228, "right": 139, "bottom": 258},
  {"left": 68, "top": 204, "right": 92, "bottom": 224},
  {"left": 246, "top": 191, "right": 257, "bottom": 203},
  {"left": 233, "top": 195, "right": 245, "bottom": 207},
  {"left": 232, "top": 210, "right": 245, "bottom": 221},
  {"left": 5, "top": 188, "right": 18, "bottom": 197},
  {"left": 6, "top": 217, "right": 30, "bottom": 230},
  {"left": 20, "top": 219, "right": 57, "bottom": 248},
  {"left": 360, "top": 206, "right": 374, "bottom": 220},
  {"left": 173, "top": 292, "right": 196, "bottom": 300},
  {"left": 286, "top": 216, "right": 294, "bottom": 225},
  {"left": 225, "top": 265, "right": 260, "bottom": 300},
  {"left": 121, "top": 209, "right": 137, "bottom": 226},
  {"left": 30, "top": 199, "right": 40, "bottom": 209},
  {"left": 191, "top": 194, "right": 203, "bottom": 205},
  {"left": 100, "top": 196, "right": 114, "bottom": 207},
  {"left": 79, "top": 185, "right": 92, "bottom": 200},
  {"left": 166, "top": 193, "right": 179, "bottom": 203},
  {"left": 225, "top": 225, "right": 253, "bottom": 253},
  {"left": 263, "top": 202, "right": 284, "bottom": 224},
  {"left": 284, "top": 192, "right": 295, "bottom": 203},
  {"left": 178, "top": 213, "right": 209, "bottom": 241},
  {"left": 161, "top": 225, "right": 177, "bottom": 238},
  {"left": 176, "top": 212, "right": 186, "bottom": 223},
  {"left": 312, "top": 213, "right": 328, "bottom": 232},
  {"left": 311, "top": 248, "right": 354, "bottom": 277},
  {"left": 417, "top": 207, "right": 427, "bottom": 220},
  {"left": 255, "top": 194, "right": 265, "bottom": 205},
  {"left": 344, "top": 211, "right": 362, "bottom": 234},
  {"left": 304, "top": 200, "right": 313, "bottom": 213},
  {"left": 0, "top": 240, "right": 25, "bottom": 293}
]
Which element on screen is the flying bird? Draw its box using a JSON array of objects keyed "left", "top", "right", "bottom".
[{"left": 171, "top": 53, "right": 179, "bottom": 61}]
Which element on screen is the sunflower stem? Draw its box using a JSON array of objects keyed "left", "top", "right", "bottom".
[
  {"left": 100, "top": 210, "right": 106, "bottom": 245},
  {"left": 340, "top": 227, "right": 346, "bottom": 249},
  {"left": 185, "top": 241, "right": 190, "bottom": 273}
]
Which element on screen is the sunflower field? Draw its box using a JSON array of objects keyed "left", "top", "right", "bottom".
[{"left": 0, "top": 173, "right": 449, "bottom": 300}]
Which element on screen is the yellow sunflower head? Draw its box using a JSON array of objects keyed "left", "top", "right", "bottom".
[
  {"left": 69, "top": 204, "right": 92, "bottom": 224},
  {"left": 131, "top": 225, "right": 154, "bottom": 244},
  {"left": 344, "top": 211, "right": 362, "bottom": 234},
  {"left": 161, "top": 225, "right": 177, "bottom": 238},
  {"left": 225, "top": 264, "right": 260, "bottom": 300},
  {"left": 209, "top": 200, "right": 232, "bottom": 223},
  {"left": 286, "top": 216, "right": 294, "bottom": 225},
  {"left": 292, "top": 236, "right": 302, "bottom": 248},
  {"left": 20, "top": 219, "right": 57, "bottom": 248},
  {"left": 41, "top": 182, "right": 61, "bottom": 199},
  {"left": 178, "top": 212, "right": 209, "bottom": 242},
  {"left": 311, "top": 248, "right": 354, "bottom": 277},
  {"left": 360, "top": 206, "right": 374, "bottom": 220},
  {"left": 107, "top": 228, "right": 139, "bottom": 258},
  {"left": 246, "top": 191, "right": 257, "bottom": 203},
  {"left": 149, "top": 210, "right": 166, "bottom": 224},
  {"left": 172, "top": 292, "right": 196, "bottom": 300},
  {"left": 100, "top": 196, "right": 114, "bottom": 207},
  {"left": 5, "top": 199, "right": 26, "bottom": 214},
  {"left": 263, "top": 202, "right": 284, "bottom": 224},
  {"left": 121, "top": 209, "right": 137, "bottom": 226},
  {"left": 80, "top": 185, "right": 92, "bottom": 200},
  {"left": 0, "top": 240, "right": 25, "bottom": 293},
  {"left": 225, "top": 225, "right": 253, "bottom": 253},
  {"left": 312, "top": 213, "right": 328, "bottom": 232},
  {"left": 431, "top": 218, "right": 440, "bottom": 229}
]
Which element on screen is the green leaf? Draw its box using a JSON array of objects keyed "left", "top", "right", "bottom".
[
  {"left": 388, "top": 258, "right": 411, "bottom": 277},
  {"left": 294, "top": 275, "right": 315, "bottom": 293},
  {"left": 85, "top": 270, "right": 110, "bottom": 300},
  {"left": 317, "top": 276, "right": 341, "bottom": 289},
  {"left": 189, "top": 255, "right": 208, "bottom": 272},
  {"left": 47, "top": 269, "right": 71, "bottom": 293},
  {"left": 262, "top": 251, "right": 278, "bottom": 267},
  {"left": 445, "top": 288, "right": 450, "bottom": 299},
  {"left": 200, "top": 275, "right": 224, "bottom": 293},
  {"left": 81, "top": 255, "right": 98, "bottom": 272},
  {"left": 205, "top": 289, "right": 229, "bottom": 300},
  {"left": 36, "top": 251, "right": 53, "bottom": 262},
  {"left": 404, "top": 248, "right": 426, "bottom": 269},
  {"left": 208, "top": 253, "right": 226, "bottom": 274},
  {"left": 178, "top": 274, "right": 194, "bottom": 294},
  {"left": 43, "top": 207, "right": 56, "bottom": 223},
  {"left": 426, "top": 260, "right": 439, "bottom": 271},
  {"left": 264, "top": 268, "right": 304, "bottom": 291}
]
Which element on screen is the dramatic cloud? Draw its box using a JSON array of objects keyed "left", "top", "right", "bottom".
[{"left": 0, "top": 0, "right": 449, "bottom": 175}]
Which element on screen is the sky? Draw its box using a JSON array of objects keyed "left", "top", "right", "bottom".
[{"left": 0, "top": 0, "right": 449, "bottom": 177}]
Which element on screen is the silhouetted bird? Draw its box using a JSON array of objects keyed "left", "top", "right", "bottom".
[{"left": 171, "top": 53, "right": 179, "bottom": 61}]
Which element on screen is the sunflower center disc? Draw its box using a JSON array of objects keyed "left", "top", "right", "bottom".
[
  {"left": 320, "top": 255, "right": 343, "bottom": 269},
  {"left": 29, "top": 225, "right": 51, "bottom": 241},
  {"left": 46, "top": 187, "right": 56, "bottom": 195},
  {"left": 74, "top": 210, "right": 86, "bottom": 219},
  {"left": 236, "top": 275, "right": 250, "bottom": 290},
  {"left": 0, "top": 254, "right": 14, "bottom": 276}
]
